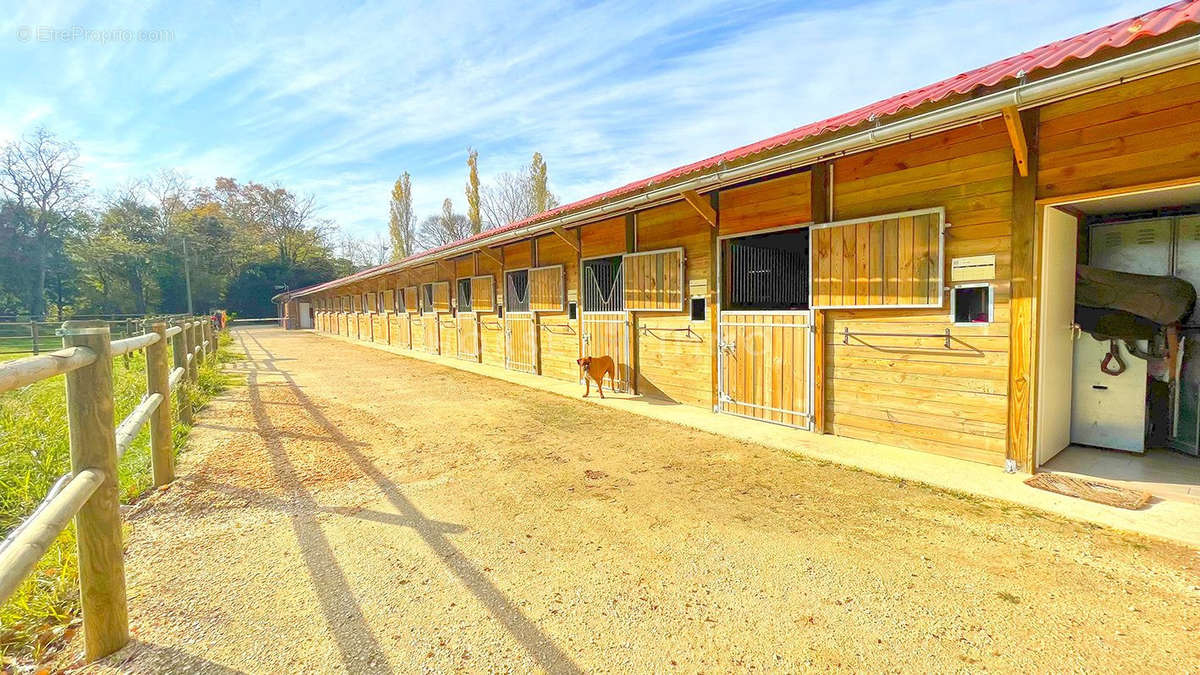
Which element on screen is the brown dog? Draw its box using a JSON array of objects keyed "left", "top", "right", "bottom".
[{"left": 576, "top": 355, "right": 616, "bottom": 398}]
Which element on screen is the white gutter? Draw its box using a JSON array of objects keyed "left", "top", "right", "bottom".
[{"left": 296, "top": 32, "right": 1200, "bottom": 297}]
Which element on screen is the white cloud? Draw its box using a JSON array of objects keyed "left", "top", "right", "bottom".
[{"left": 0, "top": 0, "right": 1158, "bottom": 238}]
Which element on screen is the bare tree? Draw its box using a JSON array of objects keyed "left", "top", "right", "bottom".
[
  {"left": 478, "top": 152, "right": 560, "bottom": 229},
  {"left": 146, "top": 168, "right": 192, "bottom": 244},
  {"left": 338, "top": 231, "right": 391, "bottom": 269},
  {"left": 388, "top": 172, "right": 414, "bottom": 259},
  {"left": 0, "top": 127, "right": 85, "bottom": 316},
  {"left": 416, "top": 198, "right": 472, "bottom": 251}
]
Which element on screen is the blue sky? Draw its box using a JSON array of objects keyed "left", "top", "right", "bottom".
[{"left": 1, "top": 0, "right": 1157, "bottom": 238}]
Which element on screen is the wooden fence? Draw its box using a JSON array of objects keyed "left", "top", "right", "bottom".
[
  {"left": 0, "top": 315, "right": 191, "bottom": 355},
  {"left": 0, "top": 317, "right": 217, "bottom": 661}
]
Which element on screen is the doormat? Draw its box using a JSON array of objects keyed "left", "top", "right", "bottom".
[{"left": 1024, "top": 472, "right": 1152, "bottom": 510}]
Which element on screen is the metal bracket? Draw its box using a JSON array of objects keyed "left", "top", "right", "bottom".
[
  {"left": 718, "top": 392, "right": 734, "bottom": 404},
  {"left": 717, "top": 339, "right": 736, "bottom": 352}
]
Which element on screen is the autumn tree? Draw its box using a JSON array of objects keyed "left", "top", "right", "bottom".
[
  {"left": 529, "top": 152, "right": 551, "bottom": 214},
  {"left": 465, "top": 149, "right": 482, "bottom": 235},
  {"left": 389, "top": 172, "right": 415, "bottom": 260}
]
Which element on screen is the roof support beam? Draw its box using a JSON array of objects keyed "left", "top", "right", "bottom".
[
  {"left": 1001, "top": 106, "right": 1029, "bottom": 177},
  {"left": 549, "top": 226, "right": 580, "bottom": 253},
  {"left": 681, "top": 189, "right": 717, "bottom": 228},
  {"left": 476, "top": 247, "right": 502, "bottom": 266}
]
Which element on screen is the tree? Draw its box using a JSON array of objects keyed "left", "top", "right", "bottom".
[
  {"left": 529, "top": 152, "right": 551, "bottom": 214},
  {"left": 0, "top": 127, "right": 85, "bottom": 316},
  {"left": 338, "top": 232, "right": 391, "bottom": 269},
  {"left": 388, "top": 172, "right": 414, "bottom": 260},
  {"left": 465, "top": 149, "right": 482, "bottom": 235},
  {"left": 416, "top": 198, "right": 472, "bottom": 251},
  {"left": 478, "top": 151, "right": 560, "bottom": 229}
]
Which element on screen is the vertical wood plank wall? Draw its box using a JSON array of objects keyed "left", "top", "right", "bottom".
[{"left": 828, "top": 119, "right": 1014, "bottom": 465}]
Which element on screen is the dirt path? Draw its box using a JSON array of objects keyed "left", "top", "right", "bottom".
[{"left": 77, "top": 327, "right": 1197, "bottom": 673}]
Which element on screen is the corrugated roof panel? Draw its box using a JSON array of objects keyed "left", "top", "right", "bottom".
[{"left": 290, "top": 0, "right": 1199, "bottom": 297}]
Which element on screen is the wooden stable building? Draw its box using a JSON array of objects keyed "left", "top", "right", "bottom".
[{"left": 276, "top": 2, "right": 1200, "bottom": 481}]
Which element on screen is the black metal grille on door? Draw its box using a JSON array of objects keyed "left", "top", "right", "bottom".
[
  {"left": 725, "top": 230, "right": 809, "bottom": 311},
  {"left": 582, "top": 256, "right": 624, "bottom": 312}
]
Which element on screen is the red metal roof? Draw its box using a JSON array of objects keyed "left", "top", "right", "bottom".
[{"left": 290, "top": 0, "right": 1200, "bottom": 298}]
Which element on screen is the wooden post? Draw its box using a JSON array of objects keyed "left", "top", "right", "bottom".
[
  {"left": 171, "top": 321, "right": 193, "bottom": 426},
  {"left": 185, "top": 322, "right": 198, "bottom": 383},
  {"left": 146, "top": 322, "right": 174, "bottom": 486},
  {"left": 61, "top": 320, "right": 129, "bottom": 660},
  {"left": 30, "top": 321, "right": 39, "bottom": 355},
  {"left": 1007, "top": 108, "right": 1040, "bottom": 472},
  {"left": 810, "top": 162, "right": 832, "bottom": 434},
  {"left": 201, "top": 320, "right": 211, "bottom": 362}
]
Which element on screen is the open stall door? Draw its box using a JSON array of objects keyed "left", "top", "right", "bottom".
[
  {"left": 456, "top": 314, "right": 480, "bottom": 362},
  {"left": 718, "top": 312, "right": 812, "bottom": 428},
  {"left": 581, "top": 312, "right": 632, "bottom": 393},
  {"left": 1036, "top": 206, "right": 1079, "bottom": 466},
  {"left": 504, "top": 313, "right": 537, "bottom": 373}
]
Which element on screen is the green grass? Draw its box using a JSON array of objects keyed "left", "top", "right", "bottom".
[{"left": 0, "top": 330, "right": 238, "bottom": 663}]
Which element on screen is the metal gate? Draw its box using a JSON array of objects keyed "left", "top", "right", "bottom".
[
  {"left": 504, "top": 313, "right": 537, "bottom": 373},
  {"left": 581, "top": 312, "right": 632, "bottom": 393},
  {"left": 422, "top": 315, "right": 440, "bottom": 355},
  {"left": 456, "top": 314, "right": 480, "bottom": 361},
  {"left": 717, "top": 311, "right": 812, "bottom": 429}
]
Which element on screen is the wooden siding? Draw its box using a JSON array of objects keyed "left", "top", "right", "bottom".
[
  {"left": 624, "top": 248, "right": 685, "bottom": 311},
  {"left": 422, "top": 315, "right": 440, "bottom": 354},
  {"left": 1039, "top": 64, "right": 1200, "bottom": 199},
  {"left": 811, "top": 210, "right": 942, "bottom": 308},
  {"left": 504, "top": 314, "right": 537, "bottom": 374},
  {"left": 503, "top": 241, "right": 532, "bottom": 270},
  {"left": 529, "top": 265, "right": 565, "bottom": 313},
  {"left": 580, "top": 216, "right": 626, "bottom": 258},
  {"left": 827, "top": 118, "right": 1013, "bottom": 466},
  {"left": 719, "top": 172, "right": 812, "bottom": 236},
  {"left": 633, "top": 201, "right": 711, "bottom": 406},
  {"left": 456, "top": 315, "right": 480, "bottom": 361},
  {"left": 475, "top": 253, "right": 505, "bottom": 366},
  {"left": 534, "top": 235, "right": 579, "bottom": 382}
]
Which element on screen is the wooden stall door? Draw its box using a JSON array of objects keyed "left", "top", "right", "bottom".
[
  {"left": 718, "top": 312, "right": 812, "bottom": 428},
  {"left": 504, "top": 313, "right": 537, "bottom": 374},
  {"left": 422, "top": 315, "right": 440, "bottom": 355},
  {"left": 456, "top": 314, "right": 479, "bottom": 362},
  {"left": 391, "top": 314, "right": 412, "bottom": 349},
  {"left": 581, "top": 312, "right": 632, "bottom": 393}
]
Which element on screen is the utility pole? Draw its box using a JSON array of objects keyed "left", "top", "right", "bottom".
[{"left": 182, "top": 237, "right": 194, "bottom": 315}]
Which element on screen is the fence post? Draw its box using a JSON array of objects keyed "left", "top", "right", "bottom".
[
  {"left": 61, "top": 320, "right": 129, "bottom": 661},
  {"left": 30, "top": 321, "right": 39, "bottom": 355},
  {"left": 172, "top": 321, "right": 193, "bottom": 426},
  {"left": 185, "top": 322, "right": 198, "bottom": 383},
  {"left": 201, "top": 320, "right": 211, "bottom": 362},
  {"left": 146, "top": 322, "right": 174, "bottom": 486}
]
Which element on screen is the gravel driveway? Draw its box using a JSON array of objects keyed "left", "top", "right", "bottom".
[{"left": 74, "top": 327, "right": 1197, "bottom": 673}]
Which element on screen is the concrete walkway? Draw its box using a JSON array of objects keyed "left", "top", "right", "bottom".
[{"left": 318, "top": 329, "right": 1200, "bottom": 548}]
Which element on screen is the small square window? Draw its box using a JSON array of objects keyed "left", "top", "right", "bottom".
[
  {"left": 568, "top": 301, "right": 578, "bottom": 320},
  {"left": 951, "top": 285, "right": 992, "bottom": 324},
  {"left": 690, "top": 296, "right": 706, "bottom": 322}
]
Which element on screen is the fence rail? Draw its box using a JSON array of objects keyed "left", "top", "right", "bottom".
[
  {"left": 0, "top": 314, "right": 191, "bottom": 355},
  {"left": 0, "top": 316, "right": 218, "bottom": 661}
]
